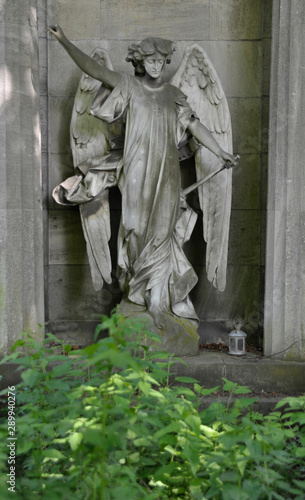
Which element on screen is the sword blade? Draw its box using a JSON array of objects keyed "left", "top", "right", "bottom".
[{"left": 182, "top": 162, "right": 230, "bottom": 197}]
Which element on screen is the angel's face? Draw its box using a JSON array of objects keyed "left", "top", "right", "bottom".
[{"left": 143, "top": 52, "right": 166, "bottom": 79}]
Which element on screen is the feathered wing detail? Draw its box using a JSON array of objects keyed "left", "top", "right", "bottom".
[
  {"left": 69, "top": 48, "right": 122, "bottom": 290},
  {"left": 70, "top": 48, "right": 121, "bottom": 171},
  {"left": 79, "top": 191, "right": 112, "bottom": 291},
  {"left": 171, "top": 43, "right": 233, "bottom": 291}
]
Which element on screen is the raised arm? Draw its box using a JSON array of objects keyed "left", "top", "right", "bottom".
[
  {"left": 48, "top": 25, "right": 122, "bottom": 89},
  {"left": 188, "top": 119, "right": 238, "bottom": 165}
]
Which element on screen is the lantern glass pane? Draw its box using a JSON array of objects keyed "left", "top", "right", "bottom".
[{"left": 238, "top": 339, "right": 244, "bottom": 351}]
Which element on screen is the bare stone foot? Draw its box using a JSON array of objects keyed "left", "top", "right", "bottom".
[{"left": 149, "top": 304, "right": 166, "bottom": 330}]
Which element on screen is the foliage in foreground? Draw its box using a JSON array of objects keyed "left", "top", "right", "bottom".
[{"left": 0, "top": 311, "right": 305, "bottom": 499}]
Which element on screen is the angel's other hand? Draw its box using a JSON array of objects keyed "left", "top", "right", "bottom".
[{"left": 47, "top": 25, "right": 65, "bottom": 42}]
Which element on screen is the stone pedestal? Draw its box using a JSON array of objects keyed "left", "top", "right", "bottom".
[
  {"left": 0, "top": 0, "right": 44, "bottom": 355},
  {"left": 264, "top": 0, "right": 305, "bottom": 360}
]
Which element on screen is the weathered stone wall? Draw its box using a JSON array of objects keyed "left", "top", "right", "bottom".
[
  {"left": 0, "top": 0, "right": 44, "bottom": 355},
  {"left": 264, "top": 0, "right": 305, "bottom": 361},
  {"left": 43, "top": 0, "right": 272, "bottom": 345}
]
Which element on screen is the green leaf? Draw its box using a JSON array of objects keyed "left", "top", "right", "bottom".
[
  {"left": 277, "top": 480, "right": 303, "bottom": 495},
  {"left": 234, "top": 397, "right": 258, "bottom": 408},
  {"left": 139, "top": 380, "right": 151, "bottom": 394},
  {"left": 158, "top": 434, "right": 177, "bottom": 447},
  {"left": 42, "top": 448, "right": 65, "bottom": 459},
  {"left": 293, "top": 479, "right": 305, "bottom": 490},
  {"left": 222, "top": 378, "right": 237, "bottom": 391},
  {"left": 222, "top": 378, "right": 251, "bottom": 395},
  {"left": 275, "top": 399, "right": 290, "bottom": 409},
  {"left": 0, "top": 351, "right": 22, "bottom": 365},
  {"left": 164, "top": 445, "right": 180, "bottom": 456},
  {"left": 63, "top": 344, "right": 72, "bottom": 354},
  {"left": 154, "top": 462, "right": 178, "bottom": 481},
  {"left": 21, "top": 368, "right": 45, "bottom": 386},
  {"left": 167, "top": 476, "right": 185, "bottom": 485},
  {"left": 113, "top": 395, "right": 130, "bottom": 408},
  {"left": 288, "top": 413, "right": 305, "bottom": 425},
  {"left": 245, "top": 438, "right": 262, "bottom": 458},
  {"left": 194, "top": 383, "right": 202, "bottom": 393},
  {"left": 222, "top": 483, "right": 248, "bottom": 500},
  {"left": 220, "top": 471, "right": 240, "bottom": 483},
  {"left": 175, "top": 376, "right": 199, "bottom": 384},
  {"left": 111, "top": 486, "right": 144, "bottom": 499},
  {"left": 83, "top": 428, "right": 105, "bottom": 447},
  {"left": 241, "top": 479, "right": 263, "bottom": 500},
  {"left": 200, "top": 424, "right": 220, "bottom": 438},
  {"left": 16, "top": 440, "right": 35, "bottom": 455},
  {"left": 143, "top": 372, "right": 160, "bottom": 386},
  {"left": 68, "top": 432, "right": 83, "bottom": 451},
  {"left": 128, "top": 451, "right": 140, "bottom": 463},
  {"left": 148, "top": 387, "right": 166, "bottom": 400},
  {"left": 11, "top": 339, "right": 26, "bottom": 352},
  {"left": 173, "top": 387, "right": 196, "bottom": 398},
  {"left": 200, "top": 386, "right": 220, "bottom": 396},
  {"left": 233, "top": 386, "right": 252, "bottom": 395},
  {"left": 51, "top": 362, "right": 73, "bottom": 377},
  {"left": 133, "top": 437, "right": 152, "bottom": 447},
  {"left": 83, "top": 343, "right": 99, "bottom": 356},
  {"left": 185, "top": 414, "right": 201, "bottom": 435},
  {"left": 154, "top": 421, "right": 180, "bottom": 439},
  {"left": 235, "top": 452, "right": 248, "bottom": 477},
  {"left": 219, "top": 432, "right": 244, "bottom": 450},
  {"left": 269, "top": 492, "right": 287, "bottom": 500},
  {"left": 184, "top": 441, "right": 200, "bottom": 475}
]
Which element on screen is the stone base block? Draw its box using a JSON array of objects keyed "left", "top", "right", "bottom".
[{"left": 119, "top": 301, "right": 199, "bottom": 356}]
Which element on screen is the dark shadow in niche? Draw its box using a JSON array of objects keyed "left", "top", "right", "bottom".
[
  {"left": 108, "top": 185, "right": 123, "bottom": 307},
  {"left": 180, "top": 156, "right": 207, "bottom": 272}
]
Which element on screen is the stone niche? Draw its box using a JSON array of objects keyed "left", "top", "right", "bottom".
[{"left": 43, "top": 0, "right": 272, "bottom": 346}]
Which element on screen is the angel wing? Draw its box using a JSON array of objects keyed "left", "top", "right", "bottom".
[
  {"left": 171, "top": 43, "right": 233, "bottom": 292},
  {"left": 69, "top": 48, "right": 123, "bottom": 291},
  {"left": 70, "top": 48, "right": 122, "bottom": 171}
]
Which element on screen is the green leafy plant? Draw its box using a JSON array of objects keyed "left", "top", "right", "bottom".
[{"left": 0, "top": 310, "right": 305, "bottom": 499}]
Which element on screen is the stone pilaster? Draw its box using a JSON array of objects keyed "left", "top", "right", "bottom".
[
  {"left": 264, "top": 0, "right": 305, "bottom": 360},
  {"left": 0, "top": 0, "right": 44, "bottom": 355}
]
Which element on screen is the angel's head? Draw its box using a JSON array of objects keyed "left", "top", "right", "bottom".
[{"left": 126, "top": 37, "right": 175, "bottom": 77}]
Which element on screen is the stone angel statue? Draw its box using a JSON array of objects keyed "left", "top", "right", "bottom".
[{"left": 49, "top": 26, "right": 239, "bottom": 355}]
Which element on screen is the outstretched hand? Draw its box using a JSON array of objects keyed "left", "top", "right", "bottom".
[{"left": 47, "top": 25, "right": 66, "bottom": 43}]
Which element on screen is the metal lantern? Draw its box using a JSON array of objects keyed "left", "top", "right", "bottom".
[{"left": 228, "top": 323, "right": 247, "bottom": 356}]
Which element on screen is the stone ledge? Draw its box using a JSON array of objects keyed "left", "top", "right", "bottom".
[
  {"left": 171, "top": 352, "right": 305, "bottom": 395},
  {"left": 198, "top": 397, "right": 286, "bottom": 416},
  {"left": 0, "top": 364, "right": 23, "bottom": 391},
  {"left": 1, "top": 352, "right": 304, "bottom": 397}
]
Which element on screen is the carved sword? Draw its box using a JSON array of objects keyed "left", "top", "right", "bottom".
[{"left": 182, "top": 159, "right": 238, "bottom": 197}]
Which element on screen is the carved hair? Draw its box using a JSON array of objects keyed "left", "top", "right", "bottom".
[{"left": 126, "top": 37, "right": 176, "bottom": 76}]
